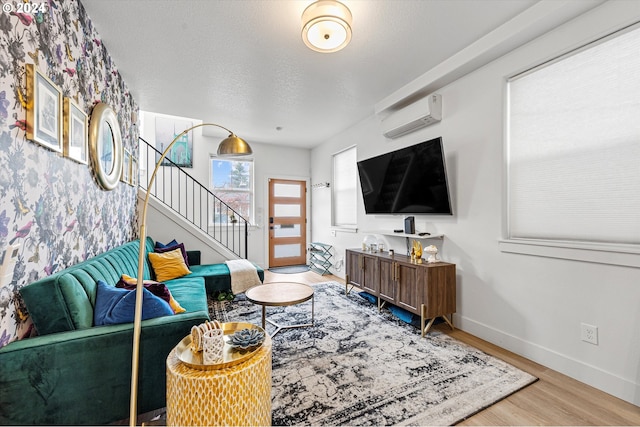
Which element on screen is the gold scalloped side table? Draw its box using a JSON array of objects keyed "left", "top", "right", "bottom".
[{"left": 166, "top": 335, "right": 272, "bottom": 426}]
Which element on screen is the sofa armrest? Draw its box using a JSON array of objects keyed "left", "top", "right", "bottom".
[
  {"left": 0, "top": 310, "right": 208, "bottom": 425},
  {"left": 187, "top": 250, "right": 201, "bottom": 266}
]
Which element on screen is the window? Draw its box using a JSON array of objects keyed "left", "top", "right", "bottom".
[
  {"left": 210, "top": 157, "right": 254, "bottom": 223},
  {"left": 332, "top": 146, "right": 357, "bottom": 228},
  {"left": 504, "top": 24, "right": 640, "bottom": 265}
]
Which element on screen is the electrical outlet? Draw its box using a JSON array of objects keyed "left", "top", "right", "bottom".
[
  {"left": 581, "top": 323, "right": 598, "bottom": 345},
  {"left": 331, "top": 229, "right": 336, "bottom": 237}
]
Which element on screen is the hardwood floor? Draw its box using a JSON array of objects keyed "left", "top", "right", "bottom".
[{"left": 265, "top": 269, "right": 640, "bottom": 426}]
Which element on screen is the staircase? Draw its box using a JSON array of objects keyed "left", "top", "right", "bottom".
[{"left": 138, "top": 137, "right": 248, "bottom": 259}]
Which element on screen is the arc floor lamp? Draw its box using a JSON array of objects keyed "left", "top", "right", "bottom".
[{"left": 129, "top": 123, "right": 252, "bottom": 425}]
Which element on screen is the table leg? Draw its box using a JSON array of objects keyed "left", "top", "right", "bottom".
[
  {"left": 265, "top": 296, "right": 315, "bottom": 337},
  {"left": 261, "top": 305, "right": 266, "bottom": 330}
]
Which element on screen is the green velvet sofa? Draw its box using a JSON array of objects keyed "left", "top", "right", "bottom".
[{"left": 0, "top": 237, "right": 262, "bottom": 425}]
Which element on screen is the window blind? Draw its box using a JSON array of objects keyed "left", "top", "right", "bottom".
[
  {"left": 332, "top": 146, "right": 357, "bottom": 227},
  {"left": 507, "top": 25, "right": 640, "bottom": 245}
]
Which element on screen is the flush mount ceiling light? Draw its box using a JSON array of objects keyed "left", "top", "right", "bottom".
[{"left": 302, "top": 0, "right": 352, "bottom": 53}]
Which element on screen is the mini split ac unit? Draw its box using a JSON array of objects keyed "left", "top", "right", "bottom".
[{"left": 379, "top": 94, "right": 442, "bottom": 139}]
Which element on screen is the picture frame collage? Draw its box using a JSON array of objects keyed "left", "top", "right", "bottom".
[{"left": 25, "top": 63, "right": 138, "bottom": 188}]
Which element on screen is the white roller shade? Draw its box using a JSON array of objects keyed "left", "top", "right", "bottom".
[
  {"left": 332, "top": 146, "right": 357, "bottom": 227},
  {"left": 507, "top": 25, "right": 640, "bottom": 245}
]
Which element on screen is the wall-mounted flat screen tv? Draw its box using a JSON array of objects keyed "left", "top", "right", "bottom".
[{"left": 357, "top": 137, "right": 453, "bottom": 214}]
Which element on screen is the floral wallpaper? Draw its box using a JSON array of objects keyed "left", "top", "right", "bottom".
[{"left": 0, "top": 0, "right": 139, "bottom": 347}]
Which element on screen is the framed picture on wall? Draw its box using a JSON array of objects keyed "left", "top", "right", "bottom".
[
  {"left": 63, "top": 97, "right": 88, "bottom": 164},
  {"left": 26, "top": 64, "right": 63, "bottom": 153},
  {"left": 131, "top": 157, "right": 138, "bottom": 186},
  {"left": 122, "top": 149, "right": 131, "bottom": 184},
  {"left": 155, "top": 116, "right": 193, "bottom": 167}
]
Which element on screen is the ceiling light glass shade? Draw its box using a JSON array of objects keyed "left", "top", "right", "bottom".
[
  {"left": 302, "top": 0, "right": 352, "bottom": 53},
  {"left": 217, "top": 133, "right": 253, "bottom": 156}
]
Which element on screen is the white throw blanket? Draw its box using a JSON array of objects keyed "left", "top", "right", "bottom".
[{"left": 225, "top": 259, "right": 262, "bottom": 294}]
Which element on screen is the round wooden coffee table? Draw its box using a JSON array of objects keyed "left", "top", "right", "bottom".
[{"left": 245, "top": 282, "right": 314, "bottom": 337}]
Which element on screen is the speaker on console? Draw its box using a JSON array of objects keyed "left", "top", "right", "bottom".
[{"left": 404, "top": 216, "right": 415, "bottom": 234}]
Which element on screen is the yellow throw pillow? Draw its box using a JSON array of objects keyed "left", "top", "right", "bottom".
[
  {"left": 148, "top": 248, "right": 192, "bottom": 282},
  {"left": 168, "top": 295, "right": 186, "bottom": 314}
]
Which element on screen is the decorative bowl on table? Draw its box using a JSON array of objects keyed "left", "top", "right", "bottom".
[{"left": 229, "top": 328, "right": 265, "bottom": 350}]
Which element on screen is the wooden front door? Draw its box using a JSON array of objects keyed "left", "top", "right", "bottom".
[{"left": 268, "top": 179, "right": 307, "bottom": 268}]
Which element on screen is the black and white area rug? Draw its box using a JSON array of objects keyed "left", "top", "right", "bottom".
[{"left": 209, "top": 281, "right": 537, "bottom": 426}]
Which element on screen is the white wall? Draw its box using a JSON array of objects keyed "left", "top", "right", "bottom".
[
  {"left": 140, "top": 111, "right": 311, "bottom": 268},
  {"left": 310, "top": 1, "right": 640, "bottom": 405}
]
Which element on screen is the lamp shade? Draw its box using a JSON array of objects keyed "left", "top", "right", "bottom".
[
  {"left": 217, "top": 133, "right": 253, "bottom": 156},
  {"left": 302, "top": 0, "right": 352, "bottom": 53}
]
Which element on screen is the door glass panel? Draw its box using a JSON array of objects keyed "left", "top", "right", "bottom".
[
  {"left": 273, "top": 224, "right": 301, "bottom": 238},
  {"left": 274, "top": 244, "right": 301, "bottom": 258},
  {"left": 274, "top": 204, "right": 300, "bottom": 217},
  {"left": 274, "top": 183, "right": 300, "bottom": 198}
]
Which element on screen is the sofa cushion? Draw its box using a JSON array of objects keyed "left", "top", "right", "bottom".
[
  {"left": 155, "top": 242, "right": 190, "bottom": 267},
  {"left": 148, "top": 248, "right": 191, "bottom": 282},
  {"left": 155, "top": 239, "right": 178, "bottom": 249},
  {"left": 117, "top": 274, "right": 186, "bottom": 314},
  {"left": 94, "top": 280, "right": 174, "bottom": 326},
  {"left": 117, "top": 274, "right": 171, "bottom": 303},
  {"left": 164, "top": 276, "right": 209, "bottom": 314}
]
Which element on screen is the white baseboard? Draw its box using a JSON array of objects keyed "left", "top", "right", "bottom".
[{"left": 454, "top": 314, "right": 640, "bottom": 406}]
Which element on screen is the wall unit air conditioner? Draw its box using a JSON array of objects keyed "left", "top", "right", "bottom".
[{"left": 379, "top": 94, "right": 442, "bottom": 139}]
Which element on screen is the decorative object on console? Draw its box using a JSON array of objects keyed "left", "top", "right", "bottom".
[
  {"left": 301, "top": 0, "right": 352, "bottom": 53},
  {"left": 426, "top": 244, "right": 439, "bottom": 263},
  {"left": 130, "top": 123, "right": 252, "bottom": 425},
  {"left": 362, "top": 234, "right": 378, "bottom": 252},
  {"left": 404, "top": 216, "right": 415, "bottom": 234},
  {"left": 412, "top": 240, "right": 423, "bottom": 263},
  {"left": 63, "top": 97, "right": 88, "bottom": 164},
  {"left": 26, "top": 64, "right": 62, "bottom": 153},
  {"left": 88, "top": 102, "right": 123, "bottom": 191}
]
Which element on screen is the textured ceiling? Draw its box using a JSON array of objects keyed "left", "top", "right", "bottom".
[{"left": 81, "top": 0, "right": 539, "bottom": 148}]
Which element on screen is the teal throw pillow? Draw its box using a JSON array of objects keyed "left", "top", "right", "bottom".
[{"left": 94, "top": 280, "right": 174, "bottom": 326}]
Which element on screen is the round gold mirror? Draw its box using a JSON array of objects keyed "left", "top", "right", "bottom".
[{"left": 89, "top": 103, "right": 123, "bottom": 190}]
